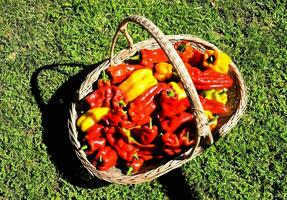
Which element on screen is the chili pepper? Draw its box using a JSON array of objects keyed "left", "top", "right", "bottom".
[
  {"left": 126, "top": 158, "right": 144, "bottom": 175},
  {"left": 84, "top": 123, "right": 104, "bottom": 141},
  {"left": 204, "top": 110, "right": 219, "bottom": 130},
  {"left": 104, "top": 126, "right": 118, "bottom": 146},
  {"left": 85, "top": 80, "right": 113, "bottom": 109},
  {"left": 178, "top": 128, "right": 195, "bottom": 147},
  {"left": 137, "top": 149, "right": 154, "bottom": 161},
  {"left": 161, "top": 132, "right": 180, "bottom": 147},
  {"left": 93, "top": 146, "right": 118, "bottom": 171},
  {"left": 107, "top": 64, "right": 144, "bottom": 84},
  {"left": 174, "top": 40, "right": 204, "bottom": 66},
  {"left": 114, "top": 138, "right": 138, "bottom": 162},
  {"left": 199, "top": 95, "right": 229, "bottom": 115},
  {"left": 131, "top": 118, "right": 158, "bottom": 145},
  {"left": 154, "top": 62, "right": 173, "bottom": 81},
  {"left": 128, "top": 83, "right": 170, "bottom": 125},
  {"left": 163, "top": 147, "right": 182, "bottom": 156},
  {"left": 203, "top": 49, "right": 231, "bottom": 74},
  {"left": 77, "top": 107, "right": 110, "bottom": 132},
  {"left": 185, "top": 63, "right": 234, "bottom": 90},
  {"left": 131, "top": 48, "right": 169, "bottom": 67},
  {"left": 202, "top": 89, "right": 228, "bottom": 104},
  {"left": 169, "top": 82, "right": 187, "bottom": 100},
  {"left": 160, "top": 90, "right": 190, "bottom": 117},
  {"left": 160, "top": 112, "right": 194, "bottom": 133},
  {"left": 119, "top": 69, "right": 158, "bottom": 102},
  {"left": 84, "top": 137, "right": 106, "bottom": 155}
]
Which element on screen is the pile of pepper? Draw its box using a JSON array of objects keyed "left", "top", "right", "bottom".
[{"left": 76, "top": 40, "right": 234, "bottom": 175}]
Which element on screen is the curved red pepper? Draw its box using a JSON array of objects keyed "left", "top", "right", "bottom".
[
  {"left": 128, "top": 83, "right": 170, "bottom": 126},
  {"left": 160, "top": 112, "right": 194, "bottom": 133},
  {"left": 199, "top": 95, "right": 229, "bottom": 115},
  {"left": 104, "top": 107, "right": 134, "bottom": 129},
  {"left": 132, "top": 125, "right": 158, "bottom": 145},
  {"left": 93, "top": 146, "right": 118, "bottom": 171},
  {"left": 114, "top": 138, "right": 138, "bottom": 162},
  {"left": 107, "top": 64, "right": 144, "bottom": 84},
  {"left": 178, "top": 127, "right": 195, "bottom": 147},
  {"left": 85, "top": 124, "right": 104, "bottom": 141},
  {"left": 185, "top": 63, "right": 234, "bottom": 90},
  {"left": 126, "top": 158, "right": 144, "bottom": 175},
  {"left": 161, "top": 132, "right": 180, "bottom": 147},
  {"left": 163, "top": 147, "right": 182, "bottom": 156}
]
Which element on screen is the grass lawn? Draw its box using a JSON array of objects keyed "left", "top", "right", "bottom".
[{"left": 0, "top": 0, "right": 286, "bottom": 199}]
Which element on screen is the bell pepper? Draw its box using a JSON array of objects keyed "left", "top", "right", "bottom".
[
  {"left": 168, "top": 82, "right": 187, "bottom": 100},
  {"left": 161, "top": 132, "right": 180, "bottom": 147},
  {"left": 160, "top": 112, "right": 194, "bottom": 133},
  {"left": 93, "top": 146, "right": 118, "bottom": 171},
  {"left": 174, "top": 40, "right": 204, "bottom": 66},
  {"left": 203, "top": 49, "right": 231, "bottom": 74},
  {"left": 77, "top": 107, "right": 110, "bottom": 132},
  {"left": 154, "top": 62, "right": 173, "bottom": 81},
  {"left": 185, "top": 63, "right": 234, "bottom": 90},
  {"left": 107, "top": 64, "right": 144, "bottom": 84},
  {"left": 130, "top": 48, "right": 169, "bottom": 67},
  {"left": 199, "top": 95, "right": 229, "bottom": 115},
  {"left": 202, "top": 89, "right": 228, "bottom": 104},
  {"left": 114, "top": 138, "right": 138, "bottom": 162},
  {"left": 126, "top": 158, "right": 144, "bottom": 175},
  {"left": 128, "top": 83, "right": 170, "bottom": 125},
  {"left": 119, "top": 69, "right": 158, "bottom": 102},
  {"left": 178, "top": 128, "right": 195, "bottom": 147},
  {"left": 204, "top": 110, "right": 218, "bottom": 130},
  {"left": 131, "top": 119, "right": 158, "bottom": 145},
  {"left": 84, "top": 137, "right": 106, "bottom": 155},
  {"left": 103, "top": 107, "right": 135, "bottom": 129},
  {"left": 159, "top": 90, "right": 190, "bottom": 117}
]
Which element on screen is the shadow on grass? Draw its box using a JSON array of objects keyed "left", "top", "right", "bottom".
[
  {"left": 30, "top": 62, "right": 200, "bottom": 198},
  {"left": 30, "top": 62, "right": 109, "bottom": 188}
]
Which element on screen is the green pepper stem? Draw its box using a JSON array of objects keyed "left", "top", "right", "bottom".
[
  {"left": 101, "top": 70, "right": 109, "bottom": 81},
  {"left": 126, "top": 166, "right": 134, "bottom": 175},
  {"left": 129, "top": 53, "right": 141, "bottom": 61},
  {"left": 80, "top": 145, "right": 88, "bottom": 151}
]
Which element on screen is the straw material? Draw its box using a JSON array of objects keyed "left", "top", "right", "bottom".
[{"left": 68, "top": 15, "right": 247, "bottom": 184}]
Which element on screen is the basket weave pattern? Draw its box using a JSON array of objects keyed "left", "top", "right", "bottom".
[{"left": 68, "top": 15, "right": 247, "bottom": 184}]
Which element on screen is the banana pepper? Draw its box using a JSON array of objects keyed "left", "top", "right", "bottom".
[
  {"left": 119, "top": 69, "right": 158, "bottom": 102},
  {"left": 154, "top": 62, "right": 173, "bottom": 81},
  {"left": 204, "top": 110, "right": 218, "bottom": 130},
  {"left": 203, "top": 50, "right": 231, "bottom": 74},
  {"left": 202, "top": 89, "right": 228, "bottom": 104},
  {"left": 169, "top": 82, "right": 187, "bottom": 100},
  {"left": 77, "top": 107, "right": 110, "bottom": 132}
]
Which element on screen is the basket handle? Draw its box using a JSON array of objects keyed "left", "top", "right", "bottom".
[{"left": 110, "top": 15, "right": 213, "bottom": 154}]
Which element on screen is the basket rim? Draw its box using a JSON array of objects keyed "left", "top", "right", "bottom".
[{"left": 68, "top": 34, "right": 247, "bottom": 184}]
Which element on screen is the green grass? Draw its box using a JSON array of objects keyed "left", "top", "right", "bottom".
[{"left": 0, "top": 0, "right": 286, "bottom": 199}]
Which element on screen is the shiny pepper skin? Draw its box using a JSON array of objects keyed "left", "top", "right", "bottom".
[
  {"left": 203, "top": 49, "right": 231, "bottom": 74},
  {"left": 154, "top": 62, "right": 173, "bottom": 81}
]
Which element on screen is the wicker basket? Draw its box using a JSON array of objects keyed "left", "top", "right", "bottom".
[{"left": 68, "top": 15, "right": 247, "bottom": 184}]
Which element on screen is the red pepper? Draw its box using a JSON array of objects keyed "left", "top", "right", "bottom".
[
  {"left": 138, "top": 49, "right": 169, "bottom": 67},
  {"left": 137, "top": 150, "right": 154, "bottom": 161},
  {"left": 174, "top": 41, "right": 204, "bottom": 66},
  {"left": 131, "top": 119, "right": 158, "bottom": 145},
  {"left": 93, "top": 146, "right": 118, "bottom": 171},
  {"left": 114, "top": 138, "right": 138, "bottom": 162},
  {"left": 128, "top": 83, "right": 170, "bottom": 125},
  {"left": 107, "top": 64, "right": 144, "bottom": 84},
  {"left": 160, "top": 112, "right": 194, "bottom": 133},
  {"left": 84, "top": 137, "right": 106, "bottom": 155},
  {"left": 163, "top": 147, "right": 182, "bottom": 156},
  {"left": 84, "top": 124, "right": 104, "bottom": 141},
  {"left": 199, "top": 95, "right": 230, "bottom": 115},
  {"left": 126, "top": 158, "right": 144, "bottom": 175},
  {"left": 185, "top": 63, "right": 234, "bottom": 90},
  {"left": 104, "top": 107, "right": 134, "bottom": 129},
  {"left": 160, "top": 90, "right": 190, "bottom": 117},
  {"left": 161, "top": 132, "right": 180, "bottom": 147},
  {"left": 104, "top": 126, "right": 119, "bottom": 146},
  {"left": 178, "top": 127, "right": 195, "bottom": 147}
]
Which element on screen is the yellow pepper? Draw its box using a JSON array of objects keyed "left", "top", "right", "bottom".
[
  {"left": 154, "top": 62, "right": 173, "bottom": 81},
  {"left": 77, "top": 107, "right": 110, "bottom": 132},
  {"left": 204, "top": 110, "right": 218, "bottom": 130},
  {"left": 203, "top": 50, "right": 231, "bottom": 74},
  {"left": 202, "top": 89, "right": 228, "bottom": 104},
  {"left": 169, "top": 82, "right": 187, "bottom": 100},
  {"left": 119, "top": 69, "right": 158, "bottom": 102}
]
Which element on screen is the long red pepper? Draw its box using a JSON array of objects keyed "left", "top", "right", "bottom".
[
  {"left": 160, "top": 112, "right": 194, "bottom": 133},
  {"left": 107, "top": 64, "right": 144, "bottom": 84}
]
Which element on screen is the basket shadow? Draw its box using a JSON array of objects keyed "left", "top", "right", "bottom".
[
  {"left": 158, "top": 168, "right": 200, "bottom": 200},
  {"left": 30, "top": 62, "right": 109, "bottom": 188}
]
